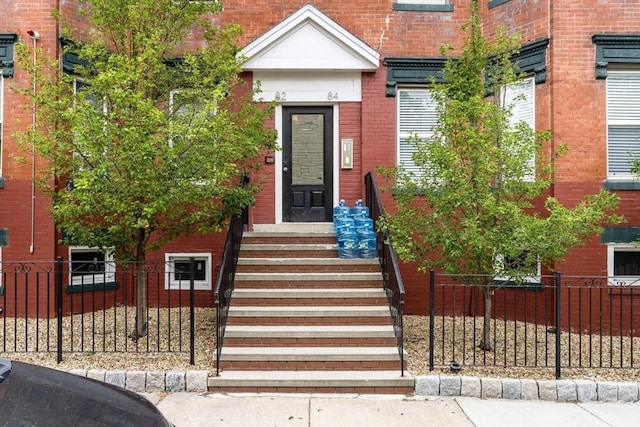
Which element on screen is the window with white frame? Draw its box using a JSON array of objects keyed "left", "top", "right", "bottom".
[
  {"left": 502, "top": 76, "right": 536, "bottom": 181},
  {"left": 607, "top": 244, "right": 640, "bottom": 286},
  {"left": 69, "top": 247, "right": 116, "bottom": 286},
  {"left": 397, "top": 88, "right": 438, "bottom": 178},
  {"left": 607, "top": 71, "right": 640, "bottom": 179},
  {"left": 165, "top": 253, "right": 212, "bottom": 290}
]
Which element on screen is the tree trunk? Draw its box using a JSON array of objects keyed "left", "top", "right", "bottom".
[
  {"left": 133, "top": 230, "right": 148, "bottom": 340},
  {"left": 479, "top": 286, "right": 493, "bottom": 351}
]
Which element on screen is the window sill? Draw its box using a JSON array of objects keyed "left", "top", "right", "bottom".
[
  {"left": 488, "top": 0, "right": 511, "bottom": 9},
  {"left": 604, "top": 180, "right": 640, "bottom": 190},
  {"left": 65, "top": 281, "right": 119, "bottom": 294},
  {"left": 393, "top": 3, "right": 454, "bottom": 12}
]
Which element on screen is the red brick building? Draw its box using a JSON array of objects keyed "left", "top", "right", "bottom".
[{"left": 1, "top": 0, "right": 639, "bottom": 321}]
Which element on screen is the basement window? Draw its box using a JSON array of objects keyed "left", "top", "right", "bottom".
[
  {"left": 67, "top": 246, "right": 117, "bottom": 293},
  {"left": 165, "top": 253, "right": 212, "bottom": 290}
]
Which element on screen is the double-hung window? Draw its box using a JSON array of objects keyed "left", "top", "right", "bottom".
[
  {"left": 502, "top": 76, "right": 536, "bottom": 181},
  {"left": 397, "top": 88, "right": 438, "bottom": 178},
  {"left": 607, "top": 71, "right": 640, "bottom": 179}
]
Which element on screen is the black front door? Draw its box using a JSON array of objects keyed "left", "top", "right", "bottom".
[{"left": 282, "top": 106, "right": 333, "bottom": 222}]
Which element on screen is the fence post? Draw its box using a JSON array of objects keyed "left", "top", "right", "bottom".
[
  {"left": 429, "top": 270, "right": 435, "bottom": 371},
  {"left": 555, "top": 271, "right": 561, "bottom": 379},
  {"left": 56, "top": 257, "right": 63, "bottom": 364},
  {"left": 189, "top": 257, "right": 195, "bottom": 366}
]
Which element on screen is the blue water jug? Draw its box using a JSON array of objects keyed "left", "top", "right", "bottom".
[
  {"left": 355, "top": 217, "right": 374, "bottom": 235},
  {"left": 357, "top": 229, "right": 377, "bottom": 259},
  {"left": 333, "top": 199, "right": 350, "bottom": 230},
  {"left": 335, "top": 216, "right": 355, "bottom": 236},
  {"left": 338, "top": 228, "right": 358, "bottom": 259},
  {"left": 351, "top": 199, "right": 370, "bottom": 221}
]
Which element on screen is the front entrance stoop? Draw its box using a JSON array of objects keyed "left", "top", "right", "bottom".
[{"left": 208, "top": 223, "right": 413, "bottom": 394}]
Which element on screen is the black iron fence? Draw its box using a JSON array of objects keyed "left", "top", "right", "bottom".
[
  {"left": 428, "top": 272, "right": 640, "bottom": 378},
  {"left": 0, "top": 258, "right": 203, "bottom": 364},
  {"left": 365, "top": 172, "right": 406, "bottom": 376}
]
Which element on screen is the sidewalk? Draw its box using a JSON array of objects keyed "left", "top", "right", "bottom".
[{"left": 145, "top": 393, "right": 640, "bottom": 427}]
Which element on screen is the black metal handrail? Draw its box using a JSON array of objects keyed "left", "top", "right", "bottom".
[
  {"left": 365, "top": 172, "right": 406, "bottom": 376},
  {"left": 213, "top": 201, "right": 247, "bottom": 375}
]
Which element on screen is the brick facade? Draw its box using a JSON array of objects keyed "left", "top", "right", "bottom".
[{"left": 1, "top": 1, "right": 639, "bottom": 331}]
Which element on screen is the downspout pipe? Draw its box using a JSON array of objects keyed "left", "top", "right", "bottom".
[{"left": 27, "top": 30, "right": 39, "bottom": 254}]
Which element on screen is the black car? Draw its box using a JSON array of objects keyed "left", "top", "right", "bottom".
[{"left": 0, "top": 358, "right": 173, "bottom": 427}]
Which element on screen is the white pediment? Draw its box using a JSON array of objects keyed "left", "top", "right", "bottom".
[{"left": 241, "top": 3, "right": 379, "bottom": 71}]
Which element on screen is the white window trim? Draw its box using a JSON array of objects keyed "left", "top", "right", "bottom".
[
  {"left": 68, "top": 246, "right": 116, "bottom": 286},
  {"left": 165, "top": 252, "right": 212, "bottom": 290},
  {"left": 607, "top": 243, "right": 640, "bottom": 286},
  {"left": 606, "top": 71, "right": 640, "bottom": 180}
]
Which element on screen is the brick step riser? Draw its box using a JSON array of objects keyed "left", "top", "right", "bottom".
[
  {"left": 236, "top": 265, "right": 380, "bottom": 273},
  {"left": 231, "top": 298, "right": 388, "bottom": 306},
  {"left": 217, "top": 361, "right": 405, "bottom": 370},
  {"left": 240, "top": 250, "right": 338, "bottom": 258},
  {"left": 222, "top": 338, "right": 398, "bottom": 347},
  {"left": 208, "top": 385, "right": 414, "bottom": 394},
  {"left": 226, "top": 317, "right": 392, "bottom": 326}
]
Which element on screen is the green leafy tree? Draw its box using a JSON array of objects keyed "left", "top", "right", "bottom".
[
  {"left": 379, "top": 3, "right": 621, "bottom": 350},
  {"left": 16, "top": 0, "right": 276, "bottom": 338}
]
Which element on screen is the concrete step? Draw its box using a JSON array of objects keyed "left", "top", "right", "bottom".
[
  {"left": 226, "top": 305, "right": 392, "bottom": 325},
  {"left": 230, "top": 287, "right": 388, "bottom": 306},
  {"left": 217, "top": 346, "right": 405, "bottom": 370},
  {"left": 207, "top": 370, "right": 414, "bottom": 394},
  {"left": 236, "top": 257, "right": 380, "bottom": 273},
  {"left": 222, "top": 325, "right": 397, "bottom": 347}
]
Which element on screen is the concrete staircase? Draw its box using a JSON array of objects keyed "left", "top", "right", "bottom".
[{"left": 208, "top": 223, "right": 413, "bottom": 393}]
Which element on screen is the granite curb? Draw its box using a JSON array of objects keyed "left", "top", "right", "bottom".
[
  {"left": 67, "top": 369, "right": 209, "bottom": 393},
  {"left": 415, "top": 375, "right": 640, "bottom": 402},
  {"left": 64, "top": 369, "right": 640, "bottom": 402}
]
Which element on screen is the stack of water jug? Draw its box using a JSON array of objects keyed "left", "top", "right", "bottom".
[{"left": 333, "top": 199, "right": 377, "bottom": 259}]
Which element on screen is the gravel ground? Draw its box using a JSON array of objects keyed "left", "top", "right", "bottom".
[{"left": 2, "top": 309, "right": 639, "bottom": 383}]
